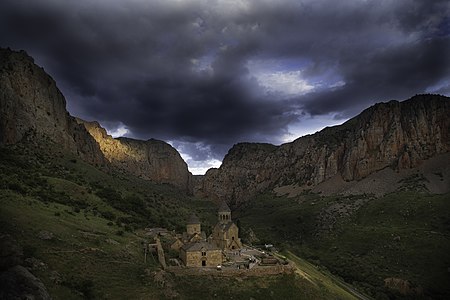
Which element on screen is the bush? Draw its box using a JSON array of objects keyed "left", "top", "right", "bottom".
[
  {"left": 100, "top": 210, "right": 116, "bottom": 221},
  {"left": 22, "top": 244, "right": 37, "bottom": 258},
  {"left": 95, "top": 187, "right": 122, "bottom": 205},
  {"left": 76, "top": 279, "right": 95, "bottom": 299}
]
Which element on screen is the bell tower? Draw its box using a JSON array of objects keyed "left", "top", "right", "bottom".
[
  {"left": 186, "top": 214, "right": 201, "bottom": 235},
  {"left": 218, "top": 201, "right": 231, "bottom": 224}
]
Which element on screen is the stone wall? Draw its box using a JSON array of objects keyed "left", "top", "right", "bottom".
[{"left": 167, "top": 264, "right": 293, "bottom": 277}]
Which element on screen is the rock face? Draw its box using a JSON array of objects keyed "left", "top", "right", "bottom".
[
  {"left": 0, "top": 47, "right": 106, "bottom": 165},
  {"left": 197, "top": 94, "right": 450, "bottom": 203},
  {"left": 0, "top": 265, "right": 52, "bottom": 300},
  {"left": 0, "top": 47, "right": 192, "bottom": 191},
  {"left": 80, "top": 120, "right": 193, "bottom": 192}
]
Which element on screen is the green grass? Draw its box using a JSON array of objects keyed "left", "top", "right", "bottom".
[
  {"left": 4, "top": 141, "right": 448, "bottom": 299},
  {"left": 0, "top": 143, "right": 213, "bottom": 299},
  {"left": 237, "top": 191, "right": 450, "bottom": 299},
  {"left": 0, "top": 190, "right": 163, "bottom": 299},
  {"left": 172, "top": 271, "right": 357, "bottom": 300},
  {"left": 1, "top": 143, "right": 366, "bottom": 299},
  {"left": 281, "top": 251, "right": 365, "bottom": 300}
]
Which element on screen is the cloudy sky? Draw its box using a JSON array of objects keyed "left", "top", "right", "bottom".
[{"left": 1, "top": 0, "right": 449, "bottom": 174}]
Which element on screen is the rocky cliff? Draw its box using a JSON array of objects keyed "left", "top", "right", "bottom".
[
  {"left": 0, "top": 48, "right": 106, "bottom": 165},
  {"left": 80, "top": 120, "right": 193, "bottom": 192},
  {"left": 0, "top": 47, "right": 192, "bottom": 191},
  {"left": 197, "top": 94, "right": 450, "bottom": 203}
]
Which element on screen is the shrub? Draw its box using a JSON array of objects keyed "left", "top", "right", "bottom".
[
  {"left": 22, "top": 244, "right": 37, "bottom": 258},
  {"left": 100, "top": 210, "right": 116, "bottom": 221}
]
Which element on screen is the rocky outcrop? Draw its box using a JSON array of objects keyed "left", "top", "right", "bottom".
[
  {"left": 0, "top": 47, "right": 106, "bottom": 165},
  {"left": 197, "top": 94, "right": 450, "bottom": 203},
  {"left": 0, "top": 235, "right": 51, "bottom": 300},
  {"left": 0, "top": 265, "right": 52, "bottom": 300},
  {"left": 80, "top": 120, "right": 193, "bottom": 192}
]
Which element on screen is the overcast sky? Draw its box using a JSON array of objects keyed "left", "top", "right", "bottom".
[{"left": 1, "top": 0, "right": 449, "bottom": 174}]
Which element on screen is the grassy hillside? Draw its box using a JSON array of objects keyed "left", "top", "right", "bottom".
[
  {"left": 0, "top": 143, "right": 360, "bottom": 299},
  {"left": 237, "top": 190, "right": 450, "bottom": 299},
  {"left": 0, "top": 142, "right": 215, "bottom": 299}
]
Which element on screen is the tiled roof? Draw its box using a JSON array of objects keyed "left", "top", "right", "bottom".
[
  {"left": 187, "top": 213, "right": 200, "bottom": 224},
  {"left": 218, "top": 201, "right": 231, "bottom": 212},
  {"left": 215, "top": 222, "right": 236, "bottom": 231}
]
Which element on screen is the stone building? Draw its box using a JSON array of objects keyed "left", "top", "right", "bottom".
[
  {"left": 179, "top": 241, "right": 222, "bottom": 267},
  {"left": 211, "top": 201, "right": 242, "bottom": 250},
  {"left": 182, "top": 214, "right": 206, "bottom": 243},
  {"left": 169, "top": 237, "right": 184, "bottom": 251},
  {"left": 178, "top": 203, "right": 242, "bottom": 267}
]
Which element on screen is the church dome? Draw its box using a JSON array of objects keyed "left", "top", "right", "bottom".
[{"left": 187, "top": 214, "right": 200, "bottom": 224}]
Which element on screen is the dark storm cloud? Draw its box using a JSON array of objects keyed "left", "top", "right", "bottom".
[
  {"left": 301, "top": 38, "right": 450, "bottom": 116},
  {"left": 0, "top": 0, "right": 449, "bottom": 171}
]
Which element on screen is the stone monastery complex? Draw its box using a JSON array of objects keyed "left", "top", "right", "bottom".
[{"left": 179, "top": 201, "right": 242, "bottom": 267}]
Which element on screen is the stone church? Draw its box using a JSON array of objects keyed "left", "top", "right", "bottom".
[
  {"left": 182, "top": 214, "right": 206, "bottom": 243},
  {"left": 179, "top": 241, "right": 222, "bottom": 267},
  {"left": 179, "top": 201, "right": 242, "bottom": 267},
  {"left": 211, "top": 201, "right": 242, "bottom": 250},
  {"left": 179, "top": 214, "right": 222, "bottom": 267}
]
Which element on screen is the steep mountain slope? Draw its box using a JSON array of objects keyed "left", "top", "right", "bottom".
[
  {"left": 0, "top": 47, "right": 192, "bottom": 191},
  {"left": 80, "top": 120, "right": 193, "bottom": 192},
  {"left": 197, "top": 94, "right": 450, "bottom": 203},
  {"left": 0, "top": 48, "right": 106, "bottom": 166}
]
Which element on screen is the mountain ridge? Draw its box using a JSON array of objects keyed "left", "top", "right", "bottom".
[{"left": 196, "top": 94, "right": 450, "bottom": 203}]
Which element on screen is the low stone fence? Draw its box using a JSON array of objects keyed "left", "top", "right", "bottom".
[{"left": 167, "top": 264, "right": 293, "bottom": 277}]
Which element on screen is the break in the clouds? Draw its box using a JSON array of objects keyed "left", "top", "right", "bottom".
[{"left": 1, "top": 0, "right": 449, "bottom": 174}]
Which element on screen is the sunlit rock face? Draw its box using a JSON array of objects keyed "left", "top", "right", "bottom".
[
  {"left": 80, "top": 120, "right": 193, "bottom": 192},
  {"left": 197, "top": 95, "right": 450, "bottom": 203},
  {"left": 0, "top": 48, "right": 106, "bottom": 165}
]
